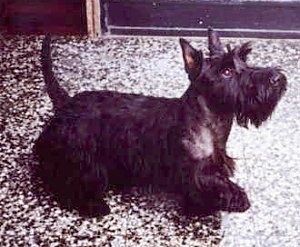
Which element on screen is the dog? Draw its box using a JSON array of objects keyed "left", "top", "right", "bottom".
[{"left": 34, "top": 28, "right": 287, "bottom": 217}]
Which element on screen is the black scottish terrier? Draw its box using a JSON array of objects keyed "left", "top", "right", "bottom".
[{"left": 34, "top": 29, "right": 287, "bottom": 217}]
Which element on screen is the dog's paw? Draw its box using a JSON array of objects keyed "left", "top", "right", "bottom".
[
  {"left": 228, "top": 188, "right": 250, "bottom": 212},
  {"left": 79, "top": 200, "right": 111, "bottom": 217},
  {"left": 181, "top": 201, "right": 219, "bottom": 217},
  {"left": 219, "top": 182, "right": 251, "bottom": 213},
  {"left": 181, "top": 195, "right": 220, "bottom": 217}
]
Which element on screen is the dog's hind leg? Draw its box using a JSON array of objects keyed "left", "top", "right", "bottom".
[
  {"left": 72, "top": 163, "right": 110, "bottom": 217},
  {"left": 35, "top": 145, "right": 110, "bottom": 217}
]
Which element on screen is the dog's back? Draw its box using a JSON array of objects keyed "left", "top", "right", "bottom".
[{"left": 36, "top": 37, "right": 185, "bottom": 216}]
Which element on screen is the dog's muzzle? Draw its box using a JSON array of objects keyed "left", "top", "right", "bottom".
[{"left": 269, "top": 71, "right": 287, "bottom": 90}]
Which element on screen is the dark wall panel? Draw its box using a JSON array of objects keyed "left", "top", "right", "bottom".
[
  {"left": 105, "top": 0, "right": 300, "bottom": 38},
  {"left": 1, "top": 0, "right": 86, "bottom": 35}
]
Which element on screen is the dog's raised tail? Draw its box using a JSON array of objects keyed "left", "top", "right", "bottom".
[{"left": 41, "top": 35, "right": 70, "bottom": 110}]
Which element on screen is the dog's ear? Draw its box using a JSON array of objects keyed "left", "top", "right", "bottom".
[
  {"left": 179, "top": 38, "right": 203, "bottom": 78},
  {"left": 208, "top": 27, "right": 224, "bottom": 57},
  {"left": 238, "top": 42, "right": 252, "bottom": 62}
]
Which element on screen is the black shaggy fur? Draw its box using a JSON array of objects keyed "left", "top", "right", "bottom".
[{"left": 34, "top": 29, "right": 287, "bottom": 217}]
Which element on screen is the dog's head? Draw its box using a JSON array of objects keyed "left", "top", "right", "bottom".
[{"left": 180, "top": 28, "right": 287, "bottom": 127}]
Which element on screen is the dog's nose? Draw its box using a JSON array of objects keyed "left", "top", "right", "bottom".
[{"left": 270, "top": 73, "right": 286, "bottom": 86}]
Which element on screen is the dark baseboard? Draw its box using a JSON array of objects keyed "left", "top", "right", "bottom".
[{"left": 104, "top": 0, "right": 300, "bottom": 38}]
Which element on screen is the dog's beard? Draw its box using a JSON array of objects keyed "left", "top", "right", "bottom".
[{"left": 200, "top": 73, "right": 286, "bottom": 128}]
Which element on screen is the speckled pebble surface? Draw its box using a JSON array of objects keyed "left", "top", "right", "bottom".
[{"left": 0, "top": 34, "right": 299, "bottom": 247}]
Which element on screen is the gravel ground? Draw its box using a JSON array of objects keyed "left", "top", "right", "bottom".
[{"left": 0, "top": 34, "right": 299, "bottom": 247}]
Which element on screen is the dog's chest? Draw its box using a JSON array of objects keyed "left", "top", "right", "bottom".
[
  {"left": 180, "top": 103, "right": 233, "bottom": 161},
  {"left": 182, "top": 126, "right": 214, "bottom": 160}
]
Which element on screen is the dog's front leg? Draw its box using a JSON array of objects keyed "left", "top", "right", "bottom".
[{"left": 180, "top": 158, "right": 250, "bottom": 216}]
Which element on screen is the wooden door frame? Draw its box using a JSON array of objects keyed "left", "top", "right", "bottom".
[{"left": 86, "top": 0, "right": 101, "bottom": 36}]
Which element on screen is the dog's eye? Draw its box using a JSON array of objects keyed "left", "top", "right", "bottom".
[{"left": 221, "top": 68, "right": 233, "bottom": 78}]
